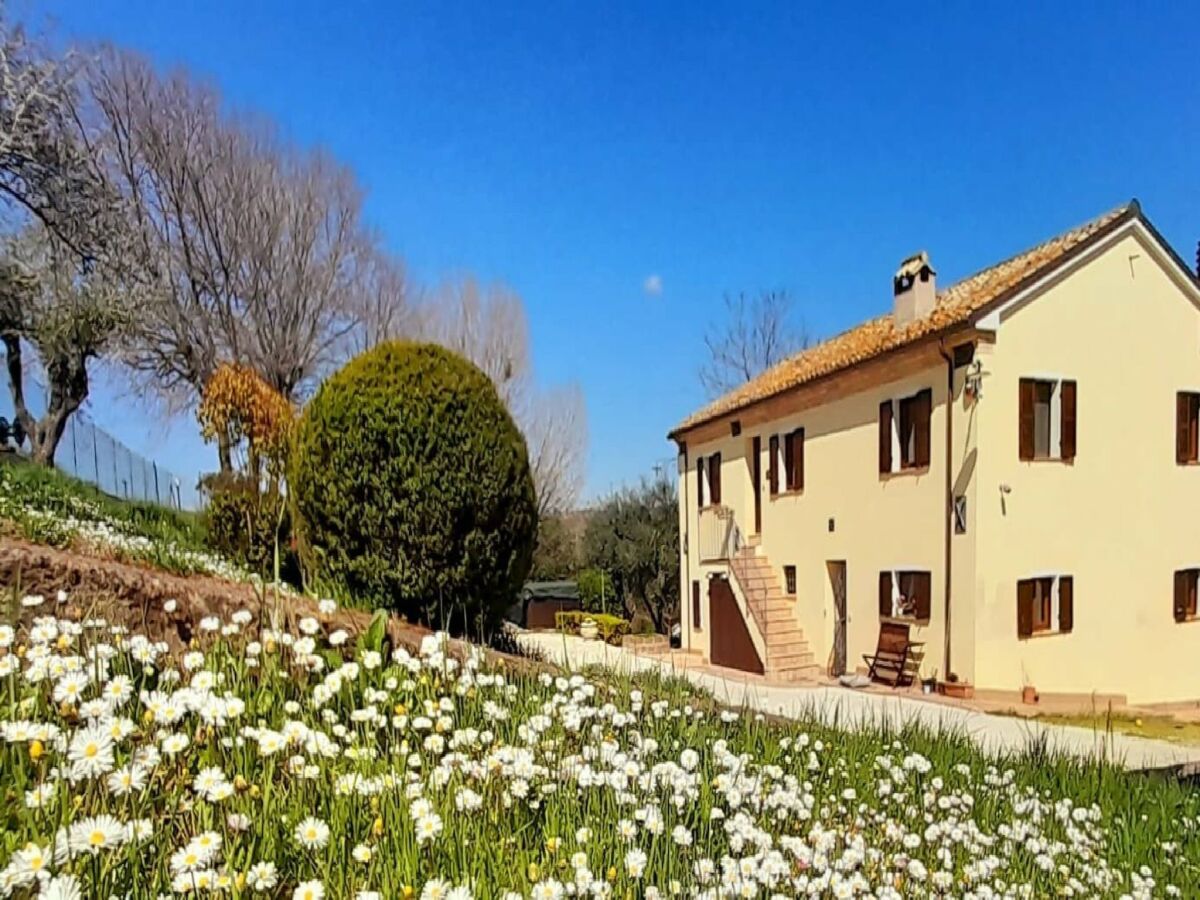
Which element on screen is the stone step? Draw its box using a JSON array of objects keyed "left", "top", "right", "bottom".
[
  {"left": 767, "top": 650, "right": 816, "bottom": 669},
  {"left": 766, "top": 663, "right": 822, "bottom": 682}
]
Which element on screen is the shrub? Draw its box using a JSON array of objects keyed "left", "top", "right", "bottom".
[
  {"left": 290, "top": 341, "right": 537, "bottom": 632},
  {"left": 202, "top": 473, "right": 299, "bottom": 584},
  {"left": 555, "top": 610, "right": 630, "bottom": 645}
]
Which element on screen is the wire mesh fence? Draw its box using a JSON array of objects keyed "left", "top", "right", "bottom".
[{"left": 1, "top": 352, "right": 202, "bottom": 511}]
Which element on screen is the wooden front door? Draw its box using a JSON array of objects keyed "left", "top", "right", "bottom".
[
  {"left": 708, "top": 575, "right": 764, "bottom": 674},
  {"left": 828, "top": 561, "right": 847, "bottom": 676},
  {"left": 750, "top": 436, "right": 762, "bottom": 534}
]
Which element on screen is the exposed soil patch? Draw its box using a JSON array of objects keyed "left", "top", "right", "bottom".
[{"left": 0, "top": 537, "right": 544, "bottom": 675}]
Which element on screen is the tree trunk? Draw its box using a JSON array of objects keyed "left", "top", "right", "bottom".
[
  {"left": 2, "top": 334, "right": 39, "bottom": 453},
  {"left": 217, "top": 428, "right": 234, "bottom": 473},
  {"left": 14, "top": 344, "right": 90, "bottom": 469}
]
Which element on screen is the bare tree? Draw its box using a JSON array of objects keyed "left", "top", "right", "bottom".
[
  {"left": 699, "top": 289, "right": 810, "bottom": 397},
  {"left": 524, "top": 382, "right": 587, "bottom": 517},
  {"left": 0, "top": 225, "right": 133, "bottom": 465},
  {"left": 85, "top": 49, "right": 375, "bottom": 467},
  {"left": 344, "top": 246, "right": 417, "bottom": 357}
]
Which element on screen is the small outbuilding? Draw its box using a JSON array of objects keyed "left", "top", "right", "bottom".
[{"left": 511, "top": 581, "right": 581, "bottom": 629}]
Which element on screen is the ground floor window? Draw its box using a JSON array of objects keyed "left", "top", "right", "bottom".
[
  {"left": 878, "top": 570, "right": 931, "bottom": 623},
  {"left": 1017, "top": 575, "right": 1073, "bottom": 637},
  {"left": 1174, "top": 569, "right": 1199, "bottom": 622},
  {"left": 691, "top": 580, "right": 702, "bottom": 630}
]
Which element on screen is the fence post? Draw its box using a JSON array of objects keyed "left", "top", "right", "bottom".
[{"left": 153, "top": 462, "right": 161, "bottom": 505}]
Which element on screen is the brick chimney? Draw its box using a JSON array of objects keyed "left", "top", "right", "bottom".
[{"left": 893, "top": 251, "right": 936, "bottom": 327}]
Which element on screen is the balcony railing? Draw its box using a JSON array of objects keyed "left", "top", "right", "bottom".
[{"left": 698, "top": 505, "right": 742, "bottom": 562}]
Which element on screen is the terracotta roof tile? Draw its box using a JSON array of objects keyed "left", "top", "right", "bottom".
[{"left": 671, "top": 201, "right": 1138, "bottom": 437}]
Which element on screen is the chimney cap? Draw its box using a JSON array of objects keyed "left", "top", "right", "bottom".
[{"left": 893, "top": 251, "right": 936, "bottom": 295}]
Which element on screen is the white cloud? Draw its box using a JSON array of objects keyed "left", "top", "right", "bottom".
[{"left": 642, "top": 274, "right": 663, "bottom": 297}]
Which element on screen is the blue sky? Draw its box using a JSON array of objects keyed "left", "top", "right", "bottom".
[{"left": 32, "top": 1, "right": 1198, "bottom": 500}]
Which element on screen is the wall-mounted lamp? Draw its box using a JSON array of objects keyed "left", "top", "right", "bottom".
[{"left": 965, "top": 360, "right": 985, "bottom": 400}]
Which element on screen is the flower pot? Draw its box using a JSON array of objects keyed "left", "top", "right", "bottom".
[
  {"left": 939, "top": 681, "right": 974, "bottom": 700},
  {"left": 921, "top": 679, "right": 937, "bottom": 695},
  {"left": 1022, "top": 685, "right": 1039, "bottom": 705},
  {"left": 579, "top": 621, "right": 599, "bottom": 641}
]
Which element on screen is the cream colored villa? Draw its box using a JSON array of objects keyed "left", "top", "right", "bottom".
[{"left": 669, "top": 200, "right": 1200, "bottom": 705}]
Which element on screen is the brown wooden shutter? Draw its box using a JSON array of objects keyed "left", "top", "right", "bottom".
[
  {"left": 1174, "top": 570, "right": 1190, "bottom": 623},
  {"left": 691, "top": 580, "right": 702, "bottom": 628},
  {"left": 878, "top": 571, "right": 892, "bottom": 617},
  {"left": 709, "top": 453, "right": 722, "bottom": 504},
  {"left": 1017, "top": 579, "right": 1034, "bottom": 638},
  {"left": 791, "top": 428, "right": 805, "bottom": 490},
  {"left": 1058, "top": 576, "right": 1073, "bottom": 633},
  {"left": 1060, "top": 381, "right": 1077, "bottom": 461},
  {"left": 914, "top": 389, "right": 932, "bottom": 468},
  {"left": 914, "top": 572, "right": 932, "bottom": 622},
  {"left": 696, "top": 456, "right": 705, "bottom": 508},
  {"left": 768, "top": 435, "right": 779, "bottom": 495},
  {"left": 783, "top": 431, "right": 794, "bottom": 490},
  {"left": 1178, "top": 393, "right": 1193, "bottom": 464},
  {"left": 879, "top": 400, "right": 893, "bottom": 474},
  {"left": 1019, "top": 379, "right": 1035, "bottom": 461}
]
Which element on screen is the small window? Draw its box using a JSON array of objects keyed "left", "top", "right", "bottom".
[
  {"left": 1017, "top": 575, "right": 1074, "bottom": 638},
  {"left": 1174, "top": 570, "right": 1199, "bottom": 623},
  {"left": 783, "top": 565, "right": 796, "bottom": 595},
  {"left": 691, "top": 580, "right": 702, "bottom": 630},
  {"left": 1177, "top": 393, "right": 1200, "bottom": 464},
  {"left": 1019, "top": 378, "right": 1076, "bottom": 461},
  {"left": 878, "top": 570, "right": 931, "bottom": 623},
  {"left": 880, "top": 389, "right": 931, "bottom": 473}
]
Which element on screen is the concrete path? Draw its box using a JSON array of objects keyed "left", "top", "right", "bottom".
[{"left": 519, "top": 632, "right": 1200, "bottom": 772}]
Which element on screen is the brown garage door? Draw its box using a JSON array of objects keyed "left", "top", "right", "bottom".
[{"left": 708, "top": 575, "right": 764, "bottom": 674}]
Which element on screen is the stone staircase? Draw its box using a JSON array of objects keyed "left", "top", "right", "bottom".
[{"left": 729, "top": 545, "right": 821, "bottom": 682}]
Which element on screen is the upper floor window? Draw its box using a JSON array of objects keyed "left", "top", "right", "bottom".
[
  {"left": 1174, "top": 569, "right": 1199, "bottom": 623},
  {"left": 783, "top": 565, "right": 797, "bottom": 595},
  {"left": 696, "top": 452, "right": 722, "bottom": 507},
  {"left": 768, "top": 428, "right": 805, "bottom": 495},
  {"left": 878, "top": 570, "right": 931, "bottom": 623},
  {"left": 1017, "top": 575, "right": 1073, "bottom": 638},
  {"left": 879, "top": 388, "right": 931, "bottom": 474},
  {"left": 1019, "top": 378, "right": 1076, "bottom": 462},
  {"left": 1176, "top": 393, "right": 1200, "bottom": 464}
]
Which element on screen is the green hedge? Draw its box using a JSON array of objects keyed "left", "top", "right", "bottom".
[
  {"left": 556, "top": 611, "right": 630, "bottom": 645},
  {"left": 290, "top": 341, "right": 537, "bottom": 632}
]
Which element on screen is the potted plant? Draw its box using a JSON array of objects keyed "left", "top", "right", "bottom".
[
  {"left": 921, "top": 670, "right": 938, "bottom": 695},
  {"left": 579, "top": 617, "right": 599, "bottom": 641},
  {"left": 1021, "top": 684, "right": 1039, "bottom": 705}
]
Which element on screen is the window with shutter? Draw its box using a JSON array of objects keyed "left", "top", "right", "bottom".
[
  {"left": 768, "top": 435, "right": 779, "bottom": 495},
  {"left": 897, "top": 571, "right": 932, "bottom": 623},
  {"left": 696, "top": 456, "right": 705, "bottom": 508},
  {"left": 1017, "top": 575, "right": 1072, "bottom": 637},
  {"left": 878, "top": 400, "right": 893, "bottom": 474},
  {"left": 891, "top": 388, "right": 932, "bottom": 471},
  {"left": 708, "top": 453, "right": 722, "bottom": 505},
  {"left": 1174, "top": 569, "right": 1198, "bottom": 622},
  {"left": 1177, "top": 393, "right": 1200, "bottom": 465},
  {"left": 878, "top": 572, "right": 893, "bottom": 617},
  {"left": 691, "top": 581, "right": 702, "bottom": 630},
  {"left": 1020, "top": 377, "right": 1075, "bottom": 462}
]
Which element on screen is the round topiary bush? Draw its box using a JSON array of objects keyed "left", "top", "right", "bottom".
[{"left": 290, "top": 341, "right": 537, "bottom": 632}]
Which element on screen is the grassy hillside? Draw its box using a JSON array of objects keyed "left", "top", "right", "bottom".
[{"left": 0, "top": 454, "right": 247, "bottom": 579}]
